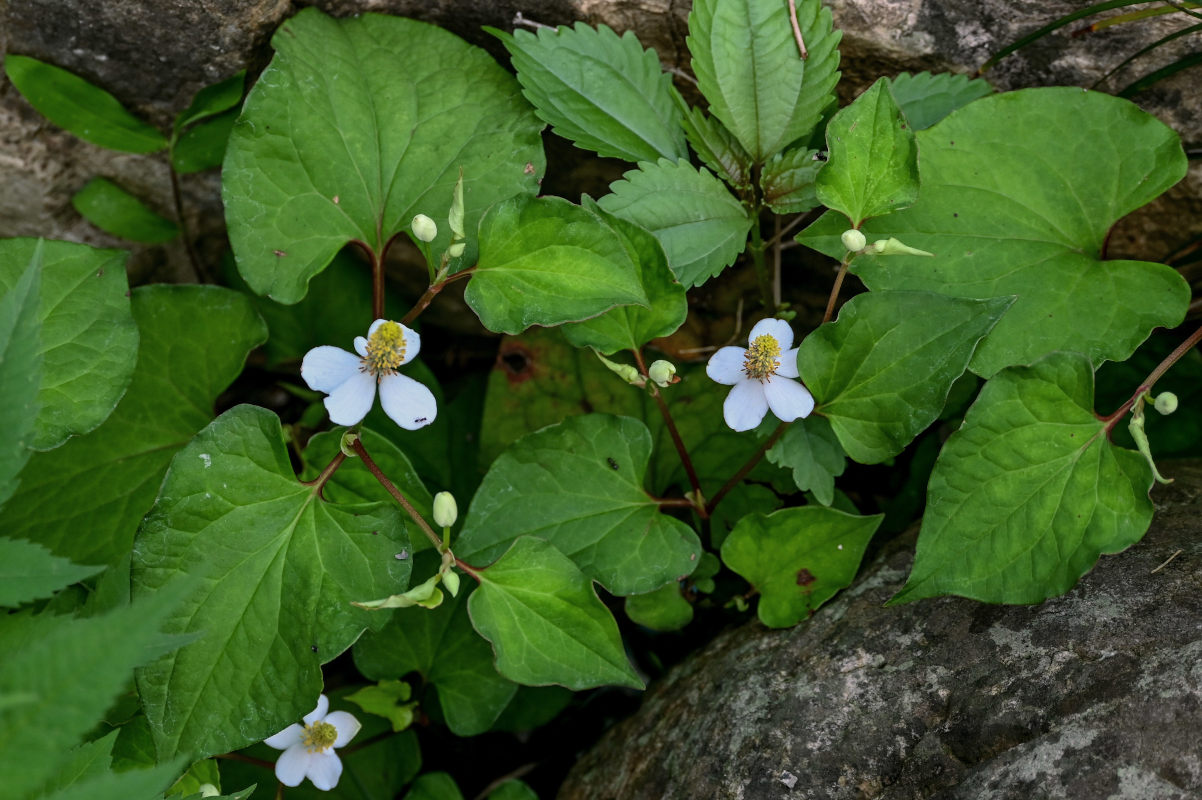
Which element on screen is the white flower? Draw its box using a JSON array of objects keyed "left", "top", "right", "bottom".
[
  {"left": 301, "top": 319, "right": 437, "bottom": 430},
  {"left": 706, "top": 318, "right": 815, "bottom": 432},
  {"left": 264, "top": 694, "right": 362, "bottom": 791}
]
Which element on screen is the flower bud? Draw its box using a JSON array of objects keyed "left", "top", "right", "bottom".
[
  {"left": 447, "top": 242, "right": 466, "bottom": 258},
  {"left": 412, "top": 214, "right": 438, "bottom": 243},
  {"left": 448, "top": 171, "right": 466, "bottom": 240},
  {"left": 442, "top": 569, "right": 460, "bottom": 598},
  {"left": 864, "top": 237, "right": 934, "bottom": 257},
  {"left": 433, "top": 491, "right": 458, "bottom": 528},
  {"left": 648, "top": 359, "right": 677, "bottom": 387},
  {"left": 840, "top": 229, "right": 867, "bottom": 252},
  {"left": 1154, "top": 392, "right": 1178, "bottom": 415}
]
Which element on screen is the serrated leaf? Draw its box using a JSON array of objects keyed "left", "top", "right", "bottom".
[
  {"left": 72, "top": 178, "right": 180, "bottom": 244},
  {"left": 721, "top": 507, "right": 883, "bottom": 627},
  {"left": 893, "top": 352, "right": 1155, "bottom": 604},
  {"left": 687, "top": 0, "right": 840, "bottom": 161},
  {"left": 761, "top": 146, "right": 822, "bottom": 214},
  {"left": 175, "top": 71, "right": 245, "bottom": 131},
  {"left": 598, "top": 158, "right": 752, "bottom": 287},
  {"left": 466, "top": 195, "right": 649, "bottom": 334},
  {"left": 799, "top": 291, "right": 1012, "bottom": 464},
  {"left": 0, "top": 538, "right": 103, "bottom": 607},
  {"left": 798, "top": 88, "right": 1189, "bottom": 377},
  {"left": 678, "top": 104, "right": 752, "bottom": 190},
  {"left": 171, "top": 109, "right": 237, "bottom": 174},
  {"left": 0, "top": 242, "right": 42, "bottom": 507},
  {"left": 0, "top": 239, "right": 138, "bottom": 450},
  {"left": 625, "top": 581, "right": 693, "bottom": 631},
  {"left": 223, "top": 9, "right": 543, "bottom": 303},
  {"left": 561, "top": 199, "right": 686, "bottom": 353},
  {"left": 355, "top": 557, "right": 517, "bottom": 736},
  {"left": 493, "top": 23, "right": 686, "bottom": 162},
  {"left": 458, "top": 413, "right": 701, "bottom": 596},
  {"left": 816, "top": 78, "right": 918, "bottom": 225},
  {"left": 888, "top": 70, "right": 993, "bottom": 131},
  {"left": 133, "top": 405, "right": 413, "bottom": 759},
  {"left": 4, "top": 54, "right": 166, "bottom": 153},
  {"left": 0, "top": 285, "right": 266, "bottom": 566},
  {"left": 468, "top": 536, "right": 643, "bottom": 689},
  {"left": 38, "top": 728, "right": 116, "bottom": 796},
  {"left": 765, "top": 415, "right": 846, "bottom": 505}
]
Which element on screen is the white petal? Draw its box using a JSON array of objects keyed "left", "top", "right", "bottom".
[
  {"left": 723, "top": 380, "right": 769, "bottom": 432},
  {"left": 706, "top": 346, "right": 748, "bottom": 385},
  {"left": 747, "top": 318, "right": 794, "bottom": 351},
  {"left": 275, "top": 746, "right": 311, "bottom": 787},
  {"left": 397, "top": 324, "right": 421, "bottom": 365},
  {"left": 264, "top": 723, "right": 304, "bottom": 750},
  {"left": 306, "top": 751, "right": 343, "bottom": 791},
  {"left": 301, "top": 347, "right": 362, "bottom": 394},
  {"left": 354, "top": 337, "right": 368, "bottom": 357},
  {"left": 367, "top": 319, "right": 387, "bottom": 338},
  {"left": 304, "top": 694, "right": 330, "bottom": 726},
  {"left": 325, "top": 371, "right": 376, "bottom": 425},
  {"left": 776, "top": 347, "right": 800, "bottom": 379},
  {"left": 378, "top": 374, "right": 437, "bottom": 430},
  {"left": 763, "top": 377, "right": 815, "bottom": 422},
  {"left": 326, "top": 711, "right": 362, "bottom": 748}
]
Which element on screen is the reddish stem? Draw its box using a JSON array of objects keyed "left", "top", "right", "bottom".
[
  {"left": 822, "top": 256, "right": 851, "bottom": 324},
  {"left": 1099, "top": 323, "right": 1202, "bottom": 433},
  {"left": 300, "top": 450, "right": 347, "bottom": 497},
  {"left": 707, "top": 422, "right": 788, "bottom": 514},
  {"left": 634, "top": 349, "right": 707, "bottom": 516},
  {"left": 351, "top": 438, "right": 442, "bottom": 550},
  {"left": 401, "top": 268, "right": 474, "bottom": 327}
]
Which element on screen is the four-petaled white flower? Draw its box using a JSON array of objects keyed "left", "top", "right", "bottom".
[
  {"left": 265, "top": 694, "right": 362, "bottom": 791},
  {"left": 302, "top": 319, "right": 437, "bottom": 430},
  {"left": 706, "top": 318, "right": 815, "bottom": 432}
]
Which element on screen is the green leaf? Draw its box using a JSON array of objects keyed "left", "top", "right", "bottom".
[
  {"left": 721, "top": 507, "right": 883, "bottom": 627},
  {"left": 40, "top": 762, "right": 183, "bottom": 800},
  {"left": 355, "top": 557, "right": 517, "bottom": 736},
  {"left": 0, "top": 239, "right": 138, "bottom": 450},
  {"left": 798, "top": 88, "right": 1190, "bottom": 377},
  {"left": 4, "top": 54, "right": 166, "bottom": 153},
  {"left": 466, "top": 195, "right": 649, "bottom": 334},
  {"left": 458, "top": 413, "right": 701, "bottom": 596},
  {"left": 625, "top": 581, "right": 692, "bottom": 631},
  {"left": 765, "top": 415, "right": 846, "bottom": 505},
  {"left": 561, "top": 199, "right": 687, "bottom": 353},
  {"left": 469, "top": 536, "right": 643, "bottom": 689},
  {"left": 0, "top": 285, "right": 266, "bottom": 566},
  {"left": 345, "top": 680, "right": 415, "bottom": 732},
  {"left": 132, "top": 405, "right": 413, "bottom": 759},
  {"left": 815, "top": 78, "right": 918, "bottom": 225},
  {"left": 893, "top": 352, "right": 1156, "bottom": 604},
  {"left": 223, "top": 9, "right": 544, "bottom": 303},
  {"left": 71, "top": 178, "right": 180, "bottom": 244},
  {"left": 888, "top": 71, "right": 993, "bottom": 131},
  {"left": 492, "top": 23, "right": 687, "bottom": 162},
  {"left": 171, "top": 109, "right": 238, "bottom": 174},
  {"left": 175, "top": 71, "right": 245, "bottom": 130},
  {"left": 678, "top": 104, "right": 752, "bottom": 190},
  {"left": 403, "top": 773, "right": 463, "bottom": 800},
  {"left": 490, "top": 685, "right": 572, "bottom": 732},
  {"left": 761, "top": 146, "right": 823, "bottom": 214},
  {"left": 799, "top": 291, "right": 1012, "bottom": 464},
  {"left": 0, "top": 241, "right": 43, "bottom": 507},
  {"left": 488, "top": 780, "right": 539, "bottom": 800},
  {"left": 38, "top": 728, "right": 116, "bottom": 796},
  {"left": 598, "top": 158, "right": 753, "bottom": 287},
  {"left": 687, "top": 0, "right": 840, "bottom": 161},
  {"left": 0, "top": 591, "right": 187, "bottom": 800},
  {"left": 0, "top": 538, "right": 103, "bottom": 607}
]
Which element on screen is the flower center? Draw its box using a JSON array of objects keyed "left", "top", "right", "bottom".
[
  {"left": 363, "top": 321, "right": 406, "bottom": 376},
  {"left": 743, "top": 334, "right": 781, "bottom": 381},
  {"left": 301, "top": 720, "right": 338, "bottom": 753}
]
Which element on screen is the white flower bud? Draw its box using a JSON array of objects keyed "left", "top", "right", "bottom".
[
  {"left": 841, "top": 229, "right": 867, "bottom": 252},
  {"left": 411, "top": 214, "right": 438, "bottom": 243},
  {"left": 433, "top": 491, "right": 458, "bottom": 528},
  {"left": 648, "top": 359, "right": 677, "bottom": 387},
  {"left": 447, "top": 241, "right": 466, "bottom": 258},
  {"left": 1154, "top": 392, "right": 1178, "bottom": 415}
]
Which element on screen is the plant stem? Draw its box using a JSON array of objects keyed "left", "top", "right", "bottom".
[
  {"left": 706, "top": 422, "right": 788, "bottom": 514},
  {"left": 772, "top": 214, "right": 783, "bottom": 307},
  {"left": 351, "top": 438, "right": 442, "bottom": 550},
  {"left": 634, "top": 349, "right": 707, "bottom": 516},
  {"left": 748, "top": 217, "right": 775, "bottom": 311},
  {"left": 300, "top": 450, "right": 347, "bottom": 495},
  {"left": 822, "top": 255, "right": 852, "bottom": 324},
  {"left": 401, "top": 268, "right": 474, "bottom": 327},
  {"left": 167, "top": 160, "right": 207, "bottom": 282},
  {"left": 1099, "top": 323, "right": 1202, "bottom": 432},
  {"left": 370, "top": 246, "right": 385, "bottom": 321},
  {"left": 787, "top": 0, "right": 809, "bottom": 58}
]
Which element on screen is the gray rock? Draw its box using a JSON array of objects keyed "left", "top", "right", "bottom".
[{"left": 559, "top": 462, "right": 1202, "bottom": 800}]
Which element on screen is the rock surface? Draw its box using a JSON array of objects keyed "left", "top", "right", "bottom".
[
  {"left": 2, "top": 0, "right": 1198, "bottom": 277},
  {"left": 559, "top": 461, "right": 1202, "bottom": 800}
]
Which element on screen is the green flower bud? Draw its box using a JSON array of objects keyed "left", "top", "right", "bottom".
[
  {"left": 442, "top": 569, "right": 460, "bottom": 598},
  {"left": 411, "top": 213, "right": 438, "bottom": 243},
  {"left": 840, "top": 229, "right": 867, "bottom": 252},
  {"left": 448, "top": 171, "right": 466, "bottom": 240},
  {"left": 447, "top": 241, "right": 466, "bottom": 258},
  {"left": 594, "top": 350, "right": 644, "bottom": 386},
  {"left": 648, "top": 359, "right": 677, "bottom": 387},
  {"left": 863, "top": 237, "right": 934, "bottom": 257},
  {"left": 433, "top": 491, "right": 458, "bottom": 528},
  {"left": 1153, "top": 392, "right": 1178, "bottom": 415}
]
